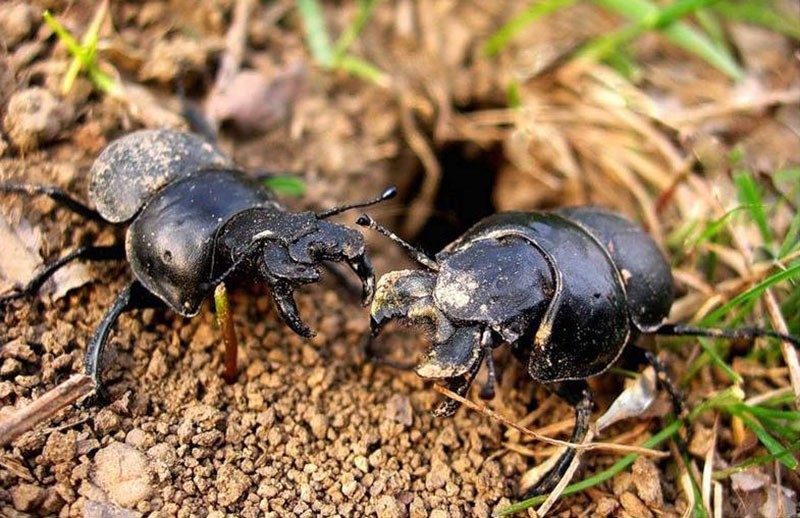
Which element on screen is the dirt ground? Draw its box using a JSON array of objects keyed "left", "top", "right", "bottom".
[{"left": 1, "top": 1, "right": 799, "bottom": 517}]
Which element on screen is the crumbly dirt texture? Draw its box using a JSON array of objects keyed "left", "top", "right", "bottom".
[{"left": 1, "top": 1, "right": 799, "bottom": 517}]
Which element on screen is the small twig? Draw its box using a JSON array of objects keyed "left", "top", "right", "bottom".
[
  {"left": 0, "top": 374, "right": 95, "bottom": 448},
  {"left": 398, "top": 94, "right": 441, "bottom": 238},
  {"left": 433, "top": 385, "right": 669, "bottom": 458},
  {"left": 214, "top": 283, "right": 239, "bottom": 384},
  {"left": 206, "top": 0, "right": 255, "bottom": 130},
  {"left": 536, "top": 430, "right": 595, "bottom": 517}
]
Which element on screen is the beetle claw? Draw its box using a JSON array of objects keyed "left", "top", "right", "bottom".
[
  {"left": 347, "top": 254, "right": 376, "bottom": 306},
  {"left": 270, "top": 283, "right": 316, "bottom": 338}
]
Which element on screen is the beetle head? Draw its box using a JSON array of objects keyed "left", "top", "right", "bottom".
[{"left": 362, "top": 216, "right": 555, "bottom": 417}]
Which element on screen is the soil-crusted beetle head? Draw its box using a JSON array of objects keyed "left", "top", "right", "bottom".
[
  {"left": 358, "top": 215, "right": 553, "bottom": 416},
  {"left": 213, "top": 189, "right": 398, "bottom": 338}
]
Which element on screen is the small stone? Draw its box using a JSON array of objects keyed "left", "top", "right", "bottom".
[
  {"left": 307, "top": 412, "right": 329, "bottom": 440},
  {"left": 620, "top": 491, "right": 653, "bottom": 518},
  {"left": 3, "top": 87, "right": 73, "bottom": 150},
  {"left": 594, "top": 497, "right": 619, "bottom": 517},
  {"left": 430, "top": 510, "right": 448, "bottom": 518},
  {"left": 383, "top": 394, "right": 413, "bottom": 427},
  {"left": 354, "top": 455, "right": 369, "bottom": 473},
  {"left": 374, "top": 494, "right": 405, "bottom": 518},
  {"left": 83, "top": 500, "right": 142, "bottom": 518},
  {"left": 425, "top": 458, "right": 452, "bottom": 491},
  {"left": 93, "top": 441, "right": 153, "bottom": 508},
  {"left": 0, "top": 3, "right": 37, "bottom": 47},
  {"left": 632, "top": 458, "right": 663, "bottom": 508},
  {"left": 216, "top": 464, "right": 251, "bottom": 506},
  {"left": 43, "top": 430, "right": 77, "bottom": 464},
  {"left": 125, "top": 428, "right": 153, "bottom": 449},
  {"left": 342, "top": 480, "right": 360, "bottom": 499},
  {"left": 94, "top": 408, "right": 121, "bottom": 434},
  {"left": 10, "top": 483, "right": 46, "bottom": 511},
  {"left": 177, "top": 404, "right": 226, "bottom": 445}
]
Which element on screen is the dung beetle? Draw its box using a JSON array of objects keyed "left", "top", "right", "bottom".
[
  {"left": 357, "top": 208, "right": 800, "bottom": 497},
  {"left": 0, "top": 129, "right": 395, "bottom": 398}
]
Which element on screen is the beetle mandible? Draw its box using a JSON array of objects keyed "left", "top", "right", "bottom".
[
  {"left": 357, "top": 208, "right": 800, "bottom": 497},
  {"left": 0, "top": 128, "right": 394, "bottom": 399}
]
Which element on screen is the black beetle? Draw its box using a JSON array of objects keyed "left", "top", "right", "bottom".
[
  {"left": 0, "top": 128, "right": 394, "bottom": 398},
  {"left": 357, "top": 208, "right": 800, "bottom": 497}
]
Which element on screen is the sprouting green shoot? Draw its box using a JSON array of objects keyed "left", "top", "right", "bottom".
[
  {"left": 43, "top": 6, "right": 118, "bottom": 96},
  {"left": 295, "top": 0, "right": 387, "bottom": 85}
]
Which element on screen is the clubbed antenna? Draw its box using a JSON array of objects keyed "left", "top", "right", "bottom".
[
  {"left": 356, "top": 214, "right": 440, "bottom": 272},
  {"left": 316, "top": 187, "right": 397, "bottom": 220}
]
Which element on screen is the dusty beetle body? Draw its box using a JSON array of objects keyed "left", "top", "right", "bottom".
[
  {"left": 1, "top": 129, "right": 393, "bottom": 398},
  {"left": 358, "top": 208, "right": 799, "bottom": 497}
]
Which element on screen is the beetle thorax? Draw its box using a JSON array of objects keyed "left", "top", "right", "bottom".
[{"left": 433, "top": 237, "right": 552, "bottom": 326}]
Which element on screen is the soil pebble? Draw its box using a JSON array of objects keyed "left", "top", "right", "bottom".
[
  {"left": 93, "top": 442, "right": 153, "bottom": 508},
  {"left": 0, "top": 3, "right": 38, "bottom": 48},
  {"left": 215, "top": 464, "right": 251, "bottom": 507},
  {"left": 3, "top": 87, "right": 73, "bottom": 150}
]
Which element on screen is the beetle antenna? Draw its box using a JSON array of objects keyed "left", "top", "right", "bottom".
[
  {"left": 651, "top": 323, "right": 800, "bottom": 348},
  {"left": 316, "top": 187, "right": 397, "bottom": 219},
  {"left": 356, "top": 214, "right": 440, "bottom": 271}
]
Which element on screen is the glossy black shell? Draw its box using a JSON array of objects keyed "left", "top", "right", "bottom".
[
  {"left": 89, "top": 129, "right": 234, "bottom": 223},
  {"left": 126, "top": 169, "right": 278, "bottom": 316},
  {"left": 444, "top": 208, "right": 673, "bottom": 382}
]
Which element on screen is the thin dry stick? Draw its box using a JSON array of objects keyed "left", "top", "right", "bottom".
[
  {"left": 206, "top": 0, "right": 255, "bottom": 130},
  {"left": 398, "top": 95, "right": 441, "bottom": 237},
  {"left": 0, "top": 374, "right": 95, "bottom": 448},
  {"left": 536, "top": 430, "right": 595, "bottom": 517},
  {"left": 433, "top": 385, "right": 668, "bottom": 458}
]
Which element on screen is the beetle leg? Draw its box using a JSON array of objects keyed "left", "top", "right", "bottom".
[
  {"left": 432, "top": 344, "right": 486, "bottom": 418},
  {"left": 520, "top": 380, "right": 593, "bottom": 498},
  {"left": 0, "top": 183, "right": 106, "bottom": 221},
  {"left": 1, "top": 244, "right": 125, "bottom": 305},
  {"left": 83, "top": 281, "right": 163, "bottom": 405},
  {"left": 478, "top": 329, "right": 497, "bottom": 400},
  {"left": 622, "top": 345, "right": 685, "bottom": 418}
]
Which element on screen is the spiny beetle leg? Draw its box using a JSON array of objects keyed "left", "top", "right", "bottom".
[
  {"left": 0, "top": 244, "right": 125, "bottom": 305},
  {"left": 622, "top": 344, "right": 685, "bottom": 418},
  {"left": 521, "top": 380, "right": 593, "bottom": 498},
  {"left": 82, "top": 281, "right": 163, "bottom": 406},
  {"left": 0, "top": 183, "right": 106, "bottom": 221}
]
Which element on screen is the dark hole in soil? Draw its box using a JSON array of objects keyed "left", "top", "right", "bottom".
[{"left": 413, "top": 141, "right": 503, "bottom": 253}]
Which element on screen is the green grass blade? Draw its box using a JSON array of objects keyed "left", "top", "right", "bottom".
[
  {"left": 735, "top": 411, "right": 798, "bottom": 469},
  {"left": 484, "top": 0, "right": 578, "bottom": 57},
  {"left": 713, "top": 443, "right": 800, "bottom": 479},
  {"left": 715, "top": 0, "right": 800, "bottom": 40},
  {"left": 337, "top": 55, "right": 388, "bottom": 85},
  {"left": 701, "top": 261, "right": 800, "bottom": 325},
  {"left": 296, "top": 0, "right": 334, "bottom": 68},
  {"left": 594, "top": 0, "right": 744, "bottom": 80},
  {"left": 734, "top": 170, "right": 772, "bottom": 247},
  {"left": 333, "top": 0, "right": 379, "bottom": 59},
  {"left": 494, "top": 420, "right": 682, "bottom": 515}
]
